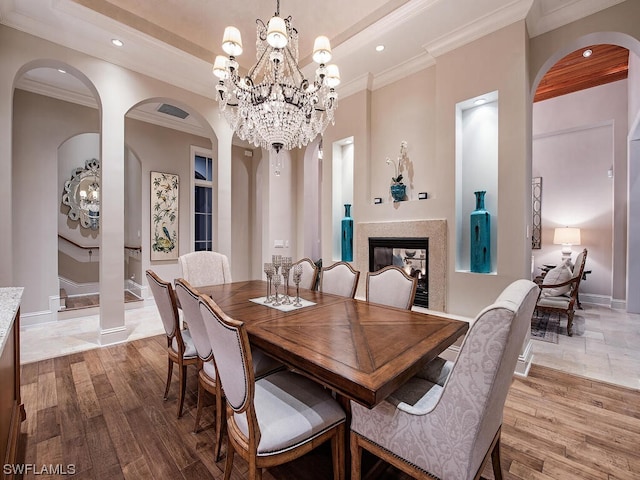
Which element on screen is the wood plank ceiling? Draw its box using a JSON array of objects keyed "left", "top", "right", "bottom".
[{"left": 535, "top": 44, "right": 629, "bottom": 102}]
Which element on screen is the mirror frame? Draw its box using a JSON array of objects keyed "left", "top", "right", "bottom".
[{"left": 62, "top": 158, "right": 101, "bottom": 229}]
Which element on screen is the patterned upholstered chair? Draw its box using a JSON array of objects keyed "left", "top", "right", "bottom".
[
  {"left": 350, "top": 279, "right": 539, "bottom": 480},
  {"left": 319, "top": 261, "right": 360, "bottom": 298},
  {"left": 146, "top": 270, "right": 197, "bottom": 418},
  {"left": 178, "top": 251, "right": 232, "bottom": 288},
  {"left": 291, "top": 257, "right": 319, "bottom": 291},
  {"left": 366, "top": 265, "right": 417, "bottom": 310},
  {"left": 535, "top": 248, "right": 587, "bottom": 336},
  {"left": 174, "top": 278, "right": 283, "bottom": 461},
  {"left": 199, "top": 295, "right": 346, "bottom": 480}
]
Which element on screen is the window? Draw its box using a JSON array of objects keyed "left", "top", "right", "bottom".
[{"left": 193, "top": 151, "right": 213, "bottom": 251}]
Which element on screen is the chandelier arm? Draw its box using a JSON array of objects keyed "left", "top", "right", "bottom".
[{"left": 282, "top": 45, "right": 306, "bottom": 85}]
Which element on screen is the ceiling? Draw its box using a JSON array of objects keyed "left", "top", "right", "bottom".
[
  {"left": 1, "top": 0, "right": 630, "bottom": 138},
  {"left": 535, "top": 44, "right": 629, "bottom": 102}
]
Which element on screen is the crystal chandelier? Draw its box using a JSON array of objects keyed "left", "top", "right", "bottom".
[{"left": 213, "top": 0, "right": 340, "bottom": 154}]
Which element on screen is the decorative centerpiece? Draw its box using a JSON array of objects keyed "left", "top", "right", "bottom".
[{"left": 386, "top": 141, "right": 408, "bottom": 202}]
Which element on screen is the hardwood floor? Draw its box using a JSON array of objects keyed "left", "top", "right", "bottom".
[{"left": 18, "top": 334, "right": 640, "bottom": 480}]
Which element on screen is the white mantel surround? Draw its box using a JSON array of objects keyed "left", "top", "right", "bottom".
[{"left": 355, "top": 219, "right": 447, "bottom": 311}]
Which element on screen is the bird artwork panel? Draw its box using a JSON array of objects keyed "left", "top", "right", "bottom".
[{"left": 151, "top": 171, "right": 179, "bottom": 260}]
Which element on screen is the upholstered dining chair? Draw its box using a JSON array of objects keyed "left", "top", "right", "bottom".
[
  {"left": 320, "top": 261, "right": 360, "bottom": 298},
  {"left": 174, "top": 278, "right": 285, "bottom": 460},
  {"left": 178, "top": 251, "right": 232, "bottom": 288},
  {"left": 350, "top": 279, "right": 539, "bottom": 480},
  {"left": 366, "top": 265, "right": 417, "bottom": 310},
  {"left": 146, "top": 269, "right": 197, "bottom": 418},
  {"left": 292, "top": 257, "right": 319, "bottom": 290},
  {"left": 199, "top": 295, "right": 346, "bottom": 480},
  {"left": 535, "top": 248, "right": 587, "bottom": 336}
]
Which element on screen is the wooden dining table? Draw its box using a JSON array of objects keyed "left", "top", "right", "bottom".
[{"left": 196, "top": 280, "right": 469, "bottom": 409}]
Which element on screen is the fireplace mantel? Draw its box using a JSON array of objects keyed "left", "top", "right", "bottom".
[{"left": 356, "top": 220, "right": 447, "bottom": 311}]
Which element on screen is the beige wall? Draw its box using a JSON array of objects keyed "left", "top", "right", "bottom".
[{"left": 323, "top": 22, "right": 530, "bottom": 315}]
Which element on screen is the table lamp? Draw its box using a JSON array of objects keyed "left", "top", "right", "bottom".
[{"left": 553, "top": 227, "right": 581, "bottom": 261}]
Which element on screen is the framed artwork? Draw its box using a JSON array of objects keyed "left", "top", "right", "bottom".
[
  {"left": 151, "top": 171, "right": 179, "bottom": 260},
  {"left": 532, "top": 176, "right": 542, "bottom": 249}
]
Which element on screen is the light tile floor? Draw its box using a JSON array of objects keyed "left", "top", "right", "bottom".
[{"left": 20, "top": 301, "right": 640, "bottom": 390}]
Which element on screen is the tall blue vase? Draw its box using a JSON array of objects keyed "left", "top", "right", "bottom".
[
  {"left": 470, "top": 191, "right": 491, "bottom": 273},
  {"left": 341, "top": 204, "right": 353, "bottom": 262}
]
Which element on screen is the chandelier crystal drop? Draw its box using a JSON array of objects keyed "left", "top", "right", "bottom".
[{"left": 213, "top": 0, "right": 340, "bottom": 153}]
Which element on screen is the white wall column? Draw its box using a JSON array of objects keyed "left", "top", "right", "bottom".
[
  {"left": 99, "top": 104, "right": 127, "bottom": 345},
  {"left": 628, "top": 138, "right": 640, "bottom": 313},
  {"left": 216, "top": 125, "right": 233, "bottom": 260}
]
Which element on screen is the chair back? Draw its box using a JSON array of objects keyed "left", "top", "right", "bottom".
[
  {"left": 146, "top": 269, "right": 178, "bottom": 338},
  {"left": 366, "top": 266, "right": 417, "bottom": 310},
  {"left": 178, "top": 251, "right": 232, "bottom": 288},
  {"left": 570, "top": 249, "right": 588, "bottom": 294},
  {"left": 445, "top": 279, "right": 539, "bottom": 478},
  {"left": 175, "top": 278, "right": 212, "bottom": 362},
  {"left": 292, "top": 258, "right": 319, "bottom": 290},
  {"left": 320, "top": 261, "right": 360, "bottom": 298},
  {"left": 199, "top": 295, "right": 254, "bottom": 413}
]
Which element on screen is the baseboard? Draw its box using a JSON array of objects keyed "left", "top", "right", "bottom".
[
  {"left": 99, "top": 326, "right": 129, "bottom": 346},
  {"left": 580, "top": 293, "right": 627, "bottom": 310}
]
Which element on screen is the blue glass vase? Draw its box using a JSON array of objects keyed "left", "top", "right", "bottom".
[
  {"left": 390, "top": 183, "right": 406, "bottom": 202},
  {"left": 341, "top": 204, "right": 353, "bottom": 262},
  {"left": 470, "top": 191, "right": 491, "bottom": 273}
]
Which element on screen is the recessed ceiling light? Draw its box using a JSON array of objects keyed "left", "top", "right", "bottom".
[
  {"left": 111, "top": 38, "right": 124, "bottom": 47},
  {"left": 57, "top": 68, "right": 66, "bottom": 74},
  {"left": 474, "top": 98, "right": 487, "bottom": 106},
  {"left": 582, "top": 49, "right": 593, "bottom": 58},
  {"left": 375, "top": 45, "right": 385, "bottom": 52}
]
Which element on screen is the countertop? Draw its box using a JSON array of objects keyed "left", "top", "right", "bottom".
[{"left": 0, "top": 287, "right": 24, "bottom": 354}]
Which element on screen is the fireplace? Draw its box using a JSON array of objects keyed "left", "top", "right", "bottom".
[{"left": 368, "top": 237, "right": 429, "bottom": 308}]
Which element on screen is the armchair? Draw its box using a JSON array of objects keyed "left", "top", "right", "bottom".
[
  {"left": 350, "top": 279, "right": 539, "bottom": 480},
  {"left": 535, "top": 248, "right": 587, "bottom": 336}
]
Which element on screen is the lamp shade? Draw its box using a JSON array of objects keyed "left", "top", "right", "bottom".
[
  {"left": 325, "top": 64, "right": 340, "bottom": 88},
  {"left": 312, "top": 35, "right": 332, "bottom": 64},
  {"left": 266, "top": 16, "right": 288, "bottom": 48},
  {"left": 553, "top": 227, "right": 581, "bottom": 245},
  {"left": 222, "top": 26, "right": 243, "bottom": 56},
  {"left": 212, "top": 55, "right": 228, "bottom": 79}
]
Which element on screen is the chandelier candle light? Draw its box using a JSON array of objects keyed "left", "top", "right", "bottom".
[{"left": 213, "top": 0, "right": 340, "bottom": 160}]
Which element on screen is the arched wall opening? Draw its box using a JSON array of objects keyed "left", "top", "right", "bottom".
[
  {"left": 12, "top": 61, "right": 102, "bottom": 321},
  {"left": 531, "top": 32, "right": 640, "bottom": 313}
]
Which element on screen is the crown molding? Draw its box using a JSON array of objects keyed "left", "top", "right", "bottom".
[
  {"left": 526, "top": 0, "right": 626, "bottom": 38},
  {"left": 372, "top": 51, "right": 436, "bottom": 91},
  {"left": 424, "top": 0, "right": 532, "bottom": 58}
]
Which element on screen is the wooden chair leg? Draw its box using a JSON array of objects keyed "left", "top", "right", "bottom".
[
  {"left": 491, "top": 435, "right": 503, "bottom": 480},
  {"left": 193, "top": 379, "right": 205, "bottom": 433},
  {"left": 177, "top": 364, "right": 187, "bottom": 418},
  {"left": 332, "top": 424, "right": 345, "bottom": 480},
  {"left": 567, "top": 311, "right": 574, "bottom": 336},
  {"left": 213, "top": 382, "right": 224, "bottom": 462},
  {"left": 164, "top": 357, "right": 173, "bottom": 400},
  {"left": 223, "top": 439, "right": 234, "bottom": 480},
  {"left": 350, "top": 431, "right": 362, "bottom": 480}
]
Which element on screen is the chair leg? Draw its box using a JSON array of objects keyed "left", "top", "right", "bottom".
[
  {"left": 177, "top": 364, "right": 187, "bottom": 418},
  {"left": 213, "top": 382, "right": 224, "bottom": 462},
  {"left": 350, "top": 431, "right": 362, "bottom": 480},
  {"left": 164, "top": 357, "right": 173, "bottom": 400},
  {"left": 193, "top": 379, "right": 205, "bottom": 433},
  {"left": 567, "top": 311, "right": 574, "bottom": 336},
  {"left": 332, "top": 424, "right": 345, "bottom": 480},
  {"left": 223, "top": 439, "right": 234, "bottom": 480},
  {"left": 491, "top": 435, "right": 503, "bottom": 480}
]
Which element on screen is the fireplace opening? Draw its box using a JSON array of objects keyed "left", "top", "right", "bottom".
[{"left": 368, "top": 237, "right": 429, "bottom": 308}]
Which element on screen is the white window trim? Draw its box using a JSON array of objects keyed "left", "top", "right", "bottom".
[{"left": 190, "top": 145, "right": 216, "bottom": 252}]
